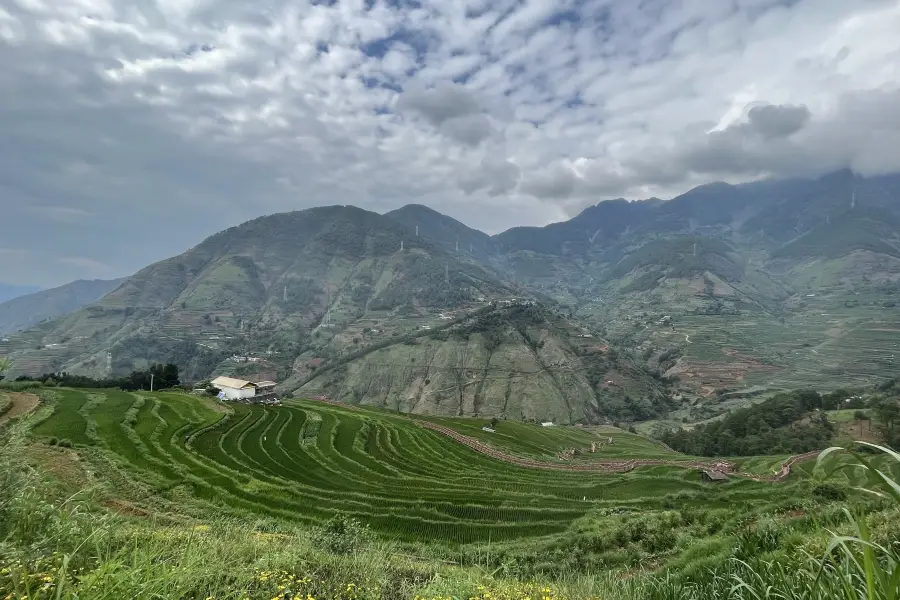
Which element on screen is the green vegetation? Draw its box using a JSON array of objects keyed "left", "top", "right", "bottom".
[
  {"left": 28, "top": 390, "right": 738, "bottom": 546},
  {"left": 14, "top": 363, "right": 181, "bottom": 392},
  {"left": 3, "top": 390, "right": 900, "bottom": 599},
  {"left": 660, "top": 390, "right": 835, "bottom": 456}
]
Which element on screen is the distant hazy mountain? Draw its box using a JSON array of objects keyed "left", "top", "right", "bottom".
[
  {"left": 0, "top": 279, "right": 125, "bottom": 336},
  {"left": 0, "top": 284, "right": 41, "bottom": 304}
]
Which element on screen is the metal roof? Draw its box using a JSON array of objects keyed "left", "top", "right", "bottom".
[
  {"left": 211, "top": 376, "right": 254, "bottom": 389},
  {"left": 253, "top": 381, "right": 277, "bottom": 387}
]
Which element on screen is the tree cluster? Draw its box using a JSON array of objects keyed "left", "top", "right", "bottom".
[
  {"left": 14, "top": 363, "right": 180, "bottom": 392},
  {"left": 660, "top": 389, "right": 834, "bottom": 456}
]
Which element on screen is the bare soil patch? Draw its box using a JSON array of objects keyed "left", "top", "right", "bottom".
[
  {"left": 0, "top": 392, "right": 40, "bottom": 426},
  {"left": 25, "top": 444, "right": 92, "bottom": 490}
]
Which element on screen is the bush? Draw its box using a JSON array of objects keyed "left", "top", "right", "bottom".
[
  {"left": 47, "top": 437, "right": 58, "bottom": 446},
  {"left": 812, "top": 482, "right": 847, "bottom": 502},
  {"left": 57, "top": 439, "right": 73, "bottom": 448},
  {"left": 311, "top": 514, "right": 373, "bottom": 555}
]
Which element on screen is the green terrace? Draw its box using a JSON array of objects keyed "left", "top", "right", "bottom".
[{"left": 27, "top": 390, "right": 858, "bottom": 548}]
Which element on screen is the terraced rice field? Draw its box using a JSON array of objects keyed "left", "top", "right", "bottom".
[
  {"left": 30, "top": 389, "right": 827, "bottom": 545},
  {"left": 674, "top": 305, "right": 900, "bottom": 391}
]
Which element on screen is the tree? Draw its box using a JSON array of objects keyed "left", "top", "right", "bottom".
[
  {"left": 873, "top": 398, "right": 900, "bottom": 448},
  {"left": 853, "top": 410, "right": 870, "bottom": 436},
  {"left": 490, "top": 417, "right": 499, "bottom": 429},
  {"left": 0, "top": 357, "right": 10, "bottom": 381}
]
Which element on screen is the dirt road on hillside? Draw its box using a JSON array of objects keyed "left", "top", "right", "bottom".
[{"left": 0, "top": 392, "right": 40, "bottom": 426}]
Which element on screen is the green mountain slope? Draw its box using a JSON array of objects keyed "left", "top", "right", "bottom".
[
  {"left": 3, "top": 206, "right": 520, "bottom": 381},
  {"left": 294, "top": 303, "right": 672, "bottom": 423},
  {"left": 6, "top": 170, "right": 900, "bottom": 419},
  {"left": 479, "top": 171, "right": 900, "bottom": 399},
  {"left": 385, "top": 204, "right": 495, "bottom": 261}
]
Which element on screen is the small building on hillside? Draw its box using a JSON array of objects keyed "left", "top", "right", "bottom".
[
  {"left": 211, "top": 376, "right": 280, "bottom": 404},
  {"left": 253, "top": 380, "right": 278, "bottom": 403},
  {"left": 701, "top": 470, "right": 728, "bottom": 482},
  {"left": 212, "top": 376, "right": 257, "bottom": 400}
]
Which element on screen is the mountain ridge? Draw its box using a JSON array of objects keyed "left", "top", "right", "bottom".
[
  {"left": 0, "top": 278, "right": 126, "bottom": 336},
  {"left": 5, "top": 169, "right": 900, "bottom": 422}
]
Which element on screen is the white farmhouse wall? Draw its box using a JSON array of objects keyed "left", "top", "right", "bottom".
[{"left": 220, "top": 386, "right": 257, "bottom": 400}]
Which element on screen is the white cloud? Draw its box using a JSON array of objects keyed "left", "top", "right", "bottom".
[{"left": 1, "top": 0, "right": 900, "bottom": 286}]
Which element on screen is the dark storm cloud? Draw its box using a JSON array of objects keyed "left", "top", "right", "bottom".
[
  {"left": 397, "top": 82, "right": 483, "bottom": 126},
  {"left": 746, "top": 104, "right": 812, "bottom": 139}
]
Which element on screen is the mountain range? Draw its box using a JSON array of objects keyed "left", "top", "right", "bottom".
[
  {"left": 0, "top": 284, "right": 41, "bottom": 304},
  {"left": 0, "top": 278, "right": 125, "bottom": 336},
  {"left": 3, "top": 169, "right": 899, "bottom": 424}
]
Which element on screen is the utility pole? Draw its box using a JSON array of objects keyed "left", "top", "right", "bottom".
[
  {"left": 283, "top": 285, "right": 288, "bottom": 303},
  {"left": 415, "top": 225, "right": 419, "bottom": 237},
  {"left": 150, "top": 373, "right": 154, "bottom": 392},
  {"left": 445, "top": 264, "right": 450, "bottom": 285},
  {"left": 400, "top": 240, "right": 404, "bottom": 251}
]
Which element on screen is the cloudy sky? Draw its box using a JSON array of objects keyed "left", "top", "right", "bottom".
[{"left": 1, "top": 0, "right": 899, "bottom": 287}]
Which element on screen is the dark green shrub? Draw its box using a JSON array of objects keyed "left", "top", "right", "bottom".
[
  {"left": 812, "top": 482, "right": 847, "bottom": 502},
  {"left": 311, "top": 514, "right": 372, "bottom": 555},
  {"left": 57, "top": 439, "right": 73, "bottom": 448}
]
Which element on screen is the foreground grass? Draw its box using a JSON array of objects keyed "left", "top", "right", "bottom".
[{"left": 2, "top": 405, "right": 900, "bottom": 598}]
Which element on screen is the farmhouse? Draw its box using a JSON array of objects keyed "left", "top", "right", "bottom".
[{"left": 211, "top": 376, "right": 280, "bottom": 404}]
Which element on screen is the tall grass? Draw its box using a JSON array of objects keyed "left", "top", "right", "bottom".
[
  {"left": 0, "top": 380, "right": 44, "bottom": 392},
  {"left": 631, "top": 442, "right": 900, "bottom": 600}
]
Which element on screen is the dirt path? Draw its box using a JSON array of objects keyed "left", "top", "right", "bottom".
[
  {"left": 0, "top": 392, "right": 40, "bottom": 426},
  {"left": 416, "top": 420, "right": 820, "bottom": 482}
]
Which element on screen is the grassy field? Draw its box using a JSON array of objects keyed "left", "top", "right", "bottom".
[
  {"left": 23, "top": 390, "right": 839, "bottom": 548},
  {"left": 6, "top": 388, "right": 900, "bottom": 599}
]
